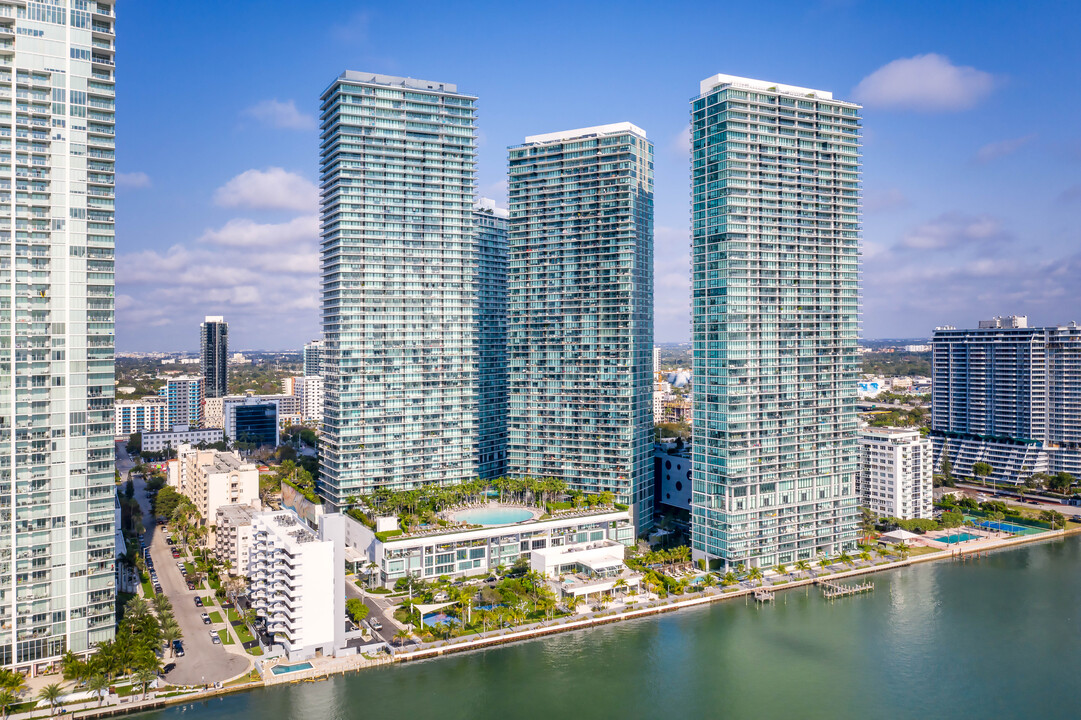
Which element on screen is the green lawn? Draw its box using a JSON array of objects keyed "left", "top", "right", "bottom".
[
  {"left": 203, "top": 596, "right": 215, "bottom": 607},
  {"left": 226, "top": 607, "right": 241, "bottom": 622},
  {"left": 217, "top": 629, "right": 235, "bottom": 645},
  {"left": 235, "top": 624, "right": 255, "bottom": 643},
  {"left": 246, "top": 645, "right": 263, "bottom": 656},
  {"left": 183, "top": 562, "right": 196, "bottom": 576},
  {"left": 208, "top": 611, "right": 224, "bottom": 624}
]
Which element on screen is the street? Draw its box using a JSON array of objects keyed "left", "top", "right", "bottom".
[{"left": 117, "top": 441, "right": 251, "bottom": 685}]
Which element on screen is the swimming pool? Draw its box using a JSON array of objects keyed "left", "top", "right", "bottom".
[
  {"left": 938, "top": 532, "right": 979, "bottom": 544},
  {"left": 271, "top": 662, "right": 313, "bottom": 675},
  {"left": 452, "top": 506, "right": 535, "bottom": 526}
]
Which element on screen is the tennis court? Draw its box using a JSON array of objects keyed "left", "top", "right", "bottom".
[{"left": 974, "top": 519, "right": 1044, "bottom": 536}]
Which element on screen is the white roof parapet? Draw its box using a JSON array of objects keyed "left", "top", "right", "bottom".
[
  {"left": 476, "top": 197, "right": 509, "bottom": 218},
  {"left": 700, "top": 73, "right": 838, "bottom": 101},
  {"left": 523, "top": 122, "right": 647, "bottom": 145},
  {"left": 337, "top": 70, "right": 459, "bottom": 94}
]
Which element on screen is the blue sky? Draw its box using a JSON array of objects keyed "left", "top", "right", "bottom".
[{"left": 116, "top": 0, "right": 1081, "bottom": 351}]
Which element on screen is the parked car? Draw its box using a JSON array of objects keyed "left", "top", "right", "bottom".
[
  {"left": 368, "top": 618, "right": 383, "bottom": 631},
  {"left": 173, "top": 640, "right": 184, "bottom": 657},
  {"left": 194, "top": 597, "right": 203, "bottom": 608},
  {"left": 186, "top": 582, "right": 196, "bottom": 591},
  {"left": 209, "top": 630, "right": 221, "bottom": 645},
  {"left": 201, "top": 613, "right": 211, "bottom": 625}
]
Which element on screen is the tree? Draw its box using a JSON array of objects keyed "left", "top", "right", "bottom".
[
  {"left": 1039, "top": 509, "right": 1066, "bottom": 530},
  {"left": 0, "top": 690, "right": 17, "bottom": 720},
  {"left": 859, "top": 508, "right": 877, "bottom": 541},
  {"left": 972, "top": 462, "right": 993, "bottom": 487},
  {"left": 134, "top": 667, "right": 157, "bottom": 701},
  {"left": 794, "top": 560, "right": 811, "bottom": 576},
  {"left": 87, "top": 675, "right": 108, "bottom": 708},
  {"left": 38, "top": 683, "right": 63, "bottom": 717},
  {"left": 346, "top": 598, "right": 370, "bottom": 624},
  {"left": 393, "top": 629, "right": 410, "bottom": 647},
  {"left": 940, "top": 453, "right": 954, "bottom": 485},
  {"left": 161, "top": 624, "right": 182, "bottom": 658},
  {"left": 0, "top": 670, "right": 24, "bottom": 697},
  {"left": 940, "top": 510, "right": 964, "bottom": 529},
  {"left": 747, "top": 566, "right": 764, "bottom": 587}
]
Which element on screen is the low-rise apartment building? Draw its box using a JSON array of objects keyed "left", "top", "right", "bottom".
[
  {"left": 142, "top": 425, "right": 224, "bottom": 453},
  {"left": 172, "top": 445, "right": 261, "bottom": 541},
  {"left": 115, "top": 397, "right": 169, "bottom": 435},
  {"left": 215, "top": 504, "right": 259, "bottom": 574}
]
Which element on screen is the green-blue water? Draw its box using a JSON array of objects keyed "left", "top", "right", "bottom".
[{"left": 139, "top": 535, "right": 1081, "bottom": 720}]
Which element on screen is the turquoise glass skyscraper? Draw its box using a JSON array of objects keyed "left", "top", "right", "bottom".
[
  {"left": 507, "top": 124, "right": 655, "bottom": 533},
  {"left": 318, "top": 73, "right": 478, "bottom": 504},
  {"left": 690, "top": 75, "right": 861, "bottom": 569},
  {"left": 474, "top": 201, "right": 508, "bottom": 480}
]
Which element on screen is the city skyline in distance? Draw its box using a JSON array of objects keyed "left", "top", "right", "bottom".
[{"left": 114, "top": 1, "right": 1081, "bottom": 350}]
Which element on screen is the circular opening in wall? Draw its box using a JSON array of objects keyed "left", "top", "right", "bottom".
[
  {"left": 665, "top": 460, "right": 671, "bottom": 469},
  {"left": 666, "top": 493, "right": 670, "bottom": 499},
  {"left": 676, "top": 481, "right": 683, "bottom": 491}
]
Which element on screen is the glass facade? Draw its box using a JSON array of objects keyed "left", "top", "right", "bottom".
[
  {"left": 506, "top": 124, "right": 654, "bottom": 533},
  {"left": 0, "top": 0, "right": 117, "bottom": 666},
  {"left": 318, "top": 72, "right": 478, "bottom": 506},
  {"left": 302, "top": 339, "right": 323, "bottom": 378},
  {"left": 233, "top": 404, "right": 278, "bottom": 448},
  {"left": 474, "top": 204, "right": 507, "bottom": 479},
  {"left": 690, "top": 75, "right": 861, "bottom": 569},
  {"left": 200, "top": 316, "right": 228, "bottom": 399}
]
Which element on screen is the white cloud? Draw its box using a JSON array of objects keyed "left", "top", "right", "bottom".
[
  {"left": 199, "top": 215, "right": 319, "bottom": 249},
  {"left": 214, "top": 168, "right": 319, "bottom": 212},
  {"left": 973, "top": 134, "right": 1036, "bottom": 164},
  {"left": 116, "top": 172, "right": 151, "bottom": 188},
  {"left": 242, "top": 99, "right": 316, "bottom": 130},
  {"left": 853, "top": 54, "right": 996, "bottom": 112},
  {"left": 898, "top": 212, "right": 1009, "bottom": 251},
  {"left": 673, "top": 124, "right": 691, "bottom": 156}
]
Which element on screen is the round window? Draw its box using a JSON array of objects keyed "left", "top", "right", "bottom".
[
  {"left": 665, "top": 460, "right": 672, "bottom": 470},
  {"left": 676, "top": 481, "right": 683, "bottom": 492}
]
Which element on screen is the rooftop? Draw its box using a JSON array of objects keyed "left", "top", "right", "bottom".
[
  {"left": 523, "top": 122, "right": 647, "bottom": 145},
  {"left": 699, "top": 73, "right": 859, "bottom": 107},
  {"left": 331, "top": 71, "right": 472, "bottom": 97},
  {"left": 216, "top": 503, "right": 259, "bottom": 524}
]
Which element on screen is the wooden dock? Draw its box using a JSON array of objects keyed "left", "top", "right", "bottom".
[
  {"left": 753, "top": 588, "right": 775, "bottom": 602},
  {"left": 819, "top": 579, "right": 874, "bottom": 600}
]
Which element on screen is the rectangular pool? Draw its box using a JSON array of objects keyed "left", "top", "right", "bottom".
[
  {"left": 938, "top": 532, "right": 979, "bottom": 544},
  {"left": 271, "top": 662, "right": 313, "bottom": 675}
]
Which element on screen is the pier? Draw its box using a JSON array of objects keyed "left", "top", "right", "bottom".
[
  {"left": 819, "top": 579, "right": 874, "bottom": 600},
  {"left": 753, "top": 588, "right": 775, "bottom": 602}
]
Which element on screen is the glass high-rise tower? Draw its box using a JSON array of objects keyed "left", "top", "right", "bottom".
[
  {"left": 690, "top": 75, "right": 861, "bottom": 569},
  {"left": 507, "top": 124, "right": 654, "bottom": 533},
  {"left": 318, "top": 72, "right": 477, "bottom": 506},
  {"left": 200, "top": 315, "right": 228, "bottom": 399},
  {"left": 0, "top": 1, "right": 117, "bottom": 667},
  {"left": 474, "top": 201, "right": 507, "bottom": 480}
]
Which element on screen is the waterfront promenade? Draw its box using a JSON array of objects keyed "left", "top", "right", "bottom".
[{"left": 7, "top": 523, "right": 1069, "bottom": 720}]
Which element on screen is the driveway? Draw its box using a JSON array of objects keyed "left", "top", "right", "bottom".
[
  {"left": 345, "top": 580, "right": 401, "bottom": 645},
  {"left": 117, "top": 442, "right": 250, "bottom": 685}
]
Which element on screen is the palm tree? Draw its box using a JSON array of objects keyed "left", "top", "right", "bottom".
[
  {"left": 161, "top": 624, "right": 181, "bottom": 657},
  {"left": 893, "top": 543, "right": 911, "bottom": 559},
  {"left": 721, "top": 571, "right": 738, "bottom": 586},
  {"left": 0, "top": 690, "right": 17, "bottom": 720},
  {"left": 701, "top": 574, "right": 717, "bottom": 589},
  {"left": 747, "top": 566, "right": 764, "bottom": 587},
  {"left": 0, "top": 669, "right": 25, "bottom": 697},
  {"left": 134, "top": 668, "right": 156, "bottom": 701},
  {"left": 794, "top": 560, "right": 811, "bottom": 577},
  {"left": 87, "top": 675, "right": 108, "bottom": 708},
  {"left": 613, "top": 578, "right": 628, "bottom": 600},
  {"left": 838, "top": 552, "right": 854, "bottom": 567},
  {"left": 773, "top": 564, "right": 787, "bottom": 578},
  {"left": 38, "top": 683, "right": 63, "bottom": 717},
  {"left": 393, "top": 629, "right": 410, "bottom": 647},
  {"left": 564, "top": 595, "right": 582, "bottom": 614}
]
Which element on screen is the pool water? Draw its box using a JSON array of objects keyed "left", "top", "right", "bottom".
[
  {"left": 977, "top": 520, "right": 1043, "bottom": 535},
  {"left": 938, "top": 533, "right": 979, "bottom": 544},
  {"left": 271, "top": 662, "right": 313, "bottom": 675},
  {"left": 453, "top": 506, "right": 535, "bottom": 526}
]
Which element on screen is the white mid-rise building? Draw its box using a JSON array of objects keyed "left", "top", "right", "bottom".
[
  {"left": 115, "top": 397, "right": 169, "bottom": 435},
  {"left": 172, "top": 445, "right": 261, "bottom": 536},
  {"left": 282, "top": 376, "right": 324, "bottom": 424},
  {"left": 249, "top": 511, "right": 347, "bottom": 661},
  {"left": 858, "top": 427, "right": 933, "bottom": 520}
]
